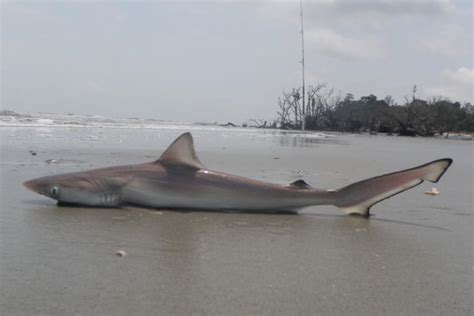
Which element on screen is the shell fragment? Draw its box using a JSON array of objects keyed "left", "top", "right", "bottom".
[{"left": 425, "top": 187, "right": 440, "bottom": 196}]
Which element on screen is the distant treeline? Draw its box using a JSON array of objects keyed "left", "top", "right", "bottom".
[{"left": 253, "top": 84, "right": 474, "bottom": 136}]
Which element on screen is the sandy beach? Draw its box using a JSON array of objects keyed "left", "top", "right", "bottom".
[{"left": 1, "top": 126, "right": 472, "bottom": 315}]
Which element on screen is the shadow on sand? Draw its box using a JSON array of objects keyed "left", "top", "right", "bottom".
[{"left": 24, "top": 198, "right": 449, "bottom": 231}]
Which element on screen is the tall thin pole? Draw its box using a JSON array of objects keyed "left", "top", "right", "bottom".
[{"left": 299, "top": 0, "right": 306, "bottom": 131}]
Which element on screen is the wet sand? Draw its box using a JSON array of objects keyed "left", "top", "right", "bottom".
[{"left": 1, "top": 127, "right": 472, "bottom": 315}]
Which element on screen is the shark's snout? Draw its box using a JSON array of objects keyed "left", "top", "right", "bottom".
[{"left": 23, "top": 179, "right": 42, "bottom": 193}]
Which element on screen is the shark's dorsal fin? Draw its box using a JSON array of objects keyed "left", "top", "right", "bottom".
[
  {"left": 157, "top": 132, "right": 205, "bottom": 170},
  {"left": 288, "top": 179, "right": 312, "bottom": 189}
]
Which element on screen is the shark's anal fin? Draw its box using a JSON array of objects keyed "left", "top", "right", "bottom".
[
  {"left": 157, "top": 132, "right": 205, "bottom": 170},
  {"left": 288, "top": 179, "right": 312, "bottom": 189}
]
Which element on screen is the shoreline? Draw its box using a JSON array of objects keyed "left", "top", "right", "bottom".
[{"left": 1, "top": 123, "right": 472, "bottom": 140}]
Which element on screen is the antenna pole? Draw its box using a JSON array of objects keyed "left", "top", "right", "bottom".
[{"left": 299, "top": 0, "right": 306, "bottom": 131}]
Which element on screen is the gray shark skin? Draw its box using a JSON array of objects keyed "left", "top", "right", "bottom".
[{"left": 24, "top": 132, "right": 453, "bottom": 216}]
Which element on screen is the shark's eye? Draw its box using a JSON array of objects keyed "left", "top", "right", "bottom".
[{"left": 50, "top": 186, "right": 60, "bottom": 197}]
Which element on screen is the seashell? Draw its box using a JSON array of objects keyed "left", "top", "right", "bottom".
[
  {"left": 115, "top": 250, "right": 127, "bottom": 257},
  {"left": 424, "top": 187, "right": 440, "bottom": 196}
]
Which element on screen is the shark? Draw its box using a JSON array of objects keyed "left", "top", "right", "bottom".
[{"left": 24, "top": 132, "right": 453, "bottom": 216}]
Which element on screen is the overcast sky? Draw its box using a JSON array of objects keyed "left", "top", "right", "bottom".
[{"left": 2, "top": 0, "right": 473, "bottom": 123}]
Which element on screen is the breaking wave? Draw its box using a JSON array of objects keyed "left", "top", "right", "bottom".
[{"left": 0, "top": 110, "right": 334, "bottom": 139}]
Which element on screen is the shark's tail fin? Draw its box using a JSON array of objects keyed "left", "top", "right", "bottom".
[{"left": 332, "top": 158, "right": 452, "bottom": 216}]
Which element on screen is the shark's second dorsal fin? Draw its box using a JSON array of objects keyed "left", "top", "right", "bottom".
[
  {"left": 288, "top": 179, "right": 312, "bottom": 189},
  {"left": 157, "top": 132, "right": 205, "bottom": 170}
]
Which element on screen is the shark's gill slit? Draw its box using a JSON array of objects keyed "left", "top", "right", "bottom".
[{"left": 88, "top": 177, "right": 108, "bottom": 204}]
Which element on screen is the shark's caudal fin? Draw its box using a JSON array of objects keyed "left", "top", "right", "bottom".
[{"left": 332, "top": 158, "right": 452, "bottom": 216}]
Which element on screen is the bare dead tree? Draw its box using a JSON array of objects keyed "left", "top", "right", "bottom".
[
  {"left": 249, "top": 119, "right": 267, "bottom": 128},
  {"left": 276, "top": 83, "right": 339, "bottom": 130}
]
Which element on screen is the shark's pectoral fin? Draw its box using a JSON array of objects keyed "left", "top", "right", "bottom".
[
  {"left": 156, "top": 132, "right": 205, "bottom": 170},
  {"left": 288, "top": 179, "right": 312, "bottom": 189}
]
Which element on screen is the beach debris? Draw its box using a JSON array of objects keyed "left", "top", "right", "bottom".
[
  {"left": 150, "top": 211, "right": 163, "bottom": 215},
  {"left": 45, "top": 159, "right": 59, "bottom": 164},
  {"left": 273, "top": 157, "right": 280, "bottom": 160},
  {"left": 425, "top": 187, "right": 440, "bottom": 196},
  {"left": 443, "top": 132, "right": 473, "bottom": 141},
  {"left": 28, "top": 150, "right": 37, "bottom": 156},
  {"left": 115, "top": 250, "right": 127, "bottom": 257}
]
